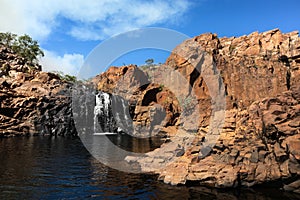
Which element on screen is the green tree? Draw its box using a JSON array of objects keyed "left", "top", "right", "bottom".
[
  {"left": 145, "top": 58, "right": 154, "bottom": 65},
  {"left": 0, "top": 32, "right": 44, "bottom": 64},
  {"left": 52, "top": 71, "right": 77, "bottom": 83},
  {"left": 0, "top": 32, "right": 17, "bottom": 47}
]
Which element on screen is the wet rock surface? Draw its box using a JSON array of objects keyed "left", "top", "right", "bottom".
[{"left": 92, "top": 64, "right": 181, "bottom": 137}]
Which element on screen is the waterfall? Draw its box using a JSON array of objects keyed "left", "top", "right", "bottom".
[
  {"left": 94, "top": 92, "right": 113, "bottom": 133},
  {"left": 94, "top": 91, "right": 133, "bottom": 134}
]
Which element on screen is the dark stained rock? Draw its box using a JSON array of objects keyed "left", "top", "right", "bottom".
[
  {"left": 284, "top": 180, "right": 300, "bottom": 193},
  {"left": 0, "top": 44, "right": 76, "bottom": 137}
]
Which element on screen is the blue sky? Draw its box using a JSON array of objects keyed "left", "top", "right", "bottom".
[{"left": 1, "top": 0, "right": 299, "bottom": 76}]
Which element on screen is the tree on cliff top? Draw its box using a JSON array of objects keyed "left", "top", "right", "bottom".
[
  {"left": 0, "top": 32, "right": 44, "bottom": 65},
  {"left": 145, "top": 58, "right": 154, "bottom": 65}
]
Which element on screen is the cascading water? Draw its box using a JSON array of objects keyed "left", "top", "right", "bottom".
[
  {"left": 94, "top": 91, "right": 133, "bottom": 134},
  {"left": 94, "top": 92, "right": 114, "bottom": 133},
  {"left": 111, "top": 94, "right": 133, "bottom": 134}
]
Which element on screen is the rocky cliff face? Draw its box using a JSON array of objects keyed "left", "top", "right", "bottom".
[
  {"left": 166, "top": 28, "right": 300, "bottom": 126},
  {"left": 158, "top": 29, "right": 300, "bottom": 193},
  {"left": 94, "top": 29, "right": 300, "bottom": 193},
  {"left": 156, "top": 90, "right": 300, "bottom": 189},
  {"left": 1, "top": 28, "right": 299, "bottom": 193},
  {"left": 0, "top": 45, "right": 76, "bottom": 137},
  {"left": 93, "top": 65, "right": 181, "bottom": 137}
]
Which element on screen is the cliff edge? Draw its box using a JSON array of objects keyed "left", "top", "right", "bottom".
[{"left": 95, "top": 29, "right": 300, "bottom": 193}]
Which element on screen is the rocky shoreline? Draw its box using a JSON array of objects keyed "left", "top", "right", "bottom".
[
  {"left": 0, "top": 29, "right": 299, "bottom": 193},
  {"left": 153, "top": 29, "right": 300, "bottom": 192},
  {"left": 93, "top": 29, "right": 300, "bottom": 193}
]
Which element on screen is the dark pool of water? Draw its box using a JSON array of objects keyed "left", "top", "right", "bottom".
[{"left": 0, "top": 136, "right": 299, "bottom": 200}]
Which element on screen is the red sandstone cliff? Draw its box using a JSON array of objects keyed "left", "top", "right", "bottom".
[
  {"left": 95, "top": 29, "right": 300, "bottom": 193},
  {"left": 1, "top": 28, "right": 299, "bottom": 193}
]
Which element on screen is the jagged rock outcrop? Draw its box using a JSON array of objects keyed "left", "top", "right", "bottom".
[
  {"left": 166, "top": 28, "right": 300, "bottom": 126},
  {"left": 155, "top": 90, "right": 299, "bottom": 188},
  {"left": 2, "top": 28, "right": 299, "bottom": 193},
  {"left": 92, "top": 64, "right": 181, "bottom": 137},
  {"left": 154, "top": 29, "right": 300, "bottom": 193},
  {"left": 0, "top": 46, "right": 41, "bottom": 76},
  {"left": 0, "top": 45, "right": 76, "bottom": 137},
  {"left": 95, "top": 29, "right": 300, "bottom": 193}
]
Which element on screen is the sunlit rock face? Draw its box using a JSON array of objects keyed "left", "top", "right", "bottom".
[
  {"left": 1, "top": 28, "right": 300, "bottom": 193},
  {"left": 157, "top": 29, "right": 300, "bottom": 191},
  {"left": 0, "top": 45, "right": 76, "bottom": 137},
  {"left": 92, "top": 64, "right": 180, "bottom": 137},
  {"left": 93, "top": 29, "right": 300, "bottom": 192},
  {"left": 166, "top": 28, "right": 300, "bottom": 127}
]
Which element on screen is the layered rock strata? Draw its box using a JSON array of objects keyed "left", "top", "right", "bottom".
[
  {"left": 95, "top": 29, "right": 300, "bottom": 193},
  {"left": 0, "top": 46, "right": 76, "bottom": 137}
]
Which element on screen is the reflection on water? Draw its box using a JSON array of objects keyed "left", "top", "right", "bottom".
[{"left": 0, "top": 136, "right": 298, "bottom": 199}]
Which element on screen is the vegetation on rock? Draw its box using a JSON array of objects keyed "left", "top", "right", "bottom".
[
  {"left": 52, "top": 71, "right": 77, "bottom": 83},
  {"left": 0, "top": 32, "right": 44, "bottom": 65}
]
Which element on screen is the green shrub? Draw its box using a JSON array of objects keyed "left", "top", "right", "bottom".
[
  {"left": 52, "top": 71, "right": 77, "bottom": 83},
  {"left": 0, "top": 32, "right": 44, "bottom": 65},
  {"left": 229, "top": 45, "right": 236, "bottom": 54},
  {"left": 159, "top": 84, "right": 164, "bottom": 91}
]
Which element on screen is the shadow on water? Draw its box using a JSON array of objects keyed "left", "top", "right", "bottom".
[
  {"left": 0, "top": 136, "right": 299, "bottom": 199},
  {"left": 106, "top": 133, "right": 164, "bottom": 153}
]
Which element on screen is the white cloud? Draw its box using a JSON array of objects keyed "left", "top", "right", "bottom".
[
  {"left": 39, "top": 50, "right": 84, "bottom": 76},
  {"left": 0, "top": 0, "right": 191, "bottom": 41},
  {"left": 0, "top": 0, "right": 192, "bottom": 75},
  {"left": 0, "top": 0, "right": 59, "bottom": 40}
]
